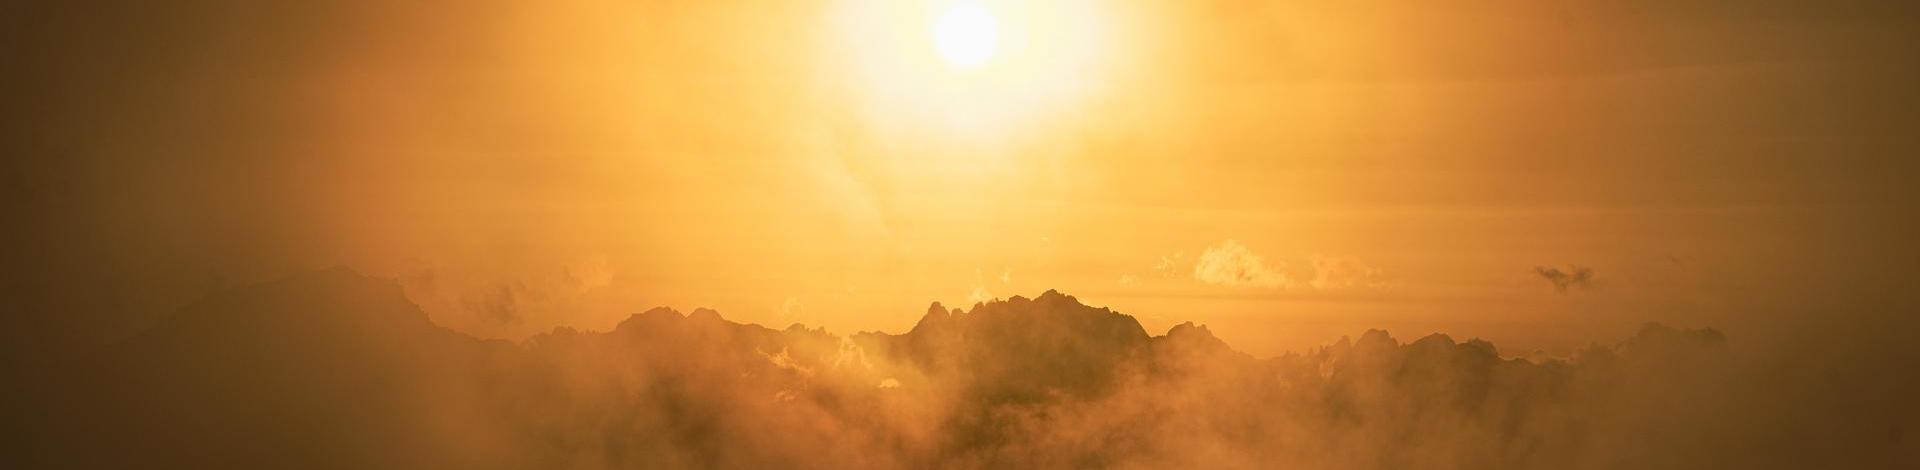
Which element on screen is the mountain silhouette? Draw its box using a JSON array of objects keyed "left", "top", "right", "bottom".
[
  {"left": 22, "top": 268, "right": 1890, "bottom": 469},
  {"left": 857, "top": 290, "right": 1151, "bottom": 404},
  {"left": 47, "top": 268, "right": 537, "bottom": 468}
]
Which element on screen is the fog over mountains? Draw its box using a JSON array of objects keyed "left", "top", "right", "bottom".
[{"left": 14, "top": 269, "right": 1914, "bottom": 468}]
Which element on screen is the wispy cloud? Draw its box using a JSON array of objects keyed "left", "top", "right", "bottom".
[
  {"left": 1193, "top": 240, "right": 1291, "bottom": 288},
  {"left": 1152, "top": 251, "right": 1187, "bottom": 278},
  {"left": 1535, "top": 265, "right": 1595, "bottom": 292},
  {"left": 1130, "top": 243, "right": 1390, "bottom": 292},
  {"left": 1308, "top": 254, "right": 1388, "bottom": 291}
]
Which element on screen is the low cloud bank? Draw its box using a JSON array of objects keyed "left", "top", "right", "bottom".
[{"left": 20, "top": 269, "right": 1915, "bottom": 469}]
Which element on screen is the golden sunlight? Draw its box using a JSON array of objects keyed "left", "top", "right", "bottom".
[
  {"left": 933, "top": 3, "right": 998, "bottom": 69},
  {"left": 21, "top": 0, "right": 1919, "bottom": 468},
  {"left": 830, "top": 0, "right": 1118, "bottom": 141}
]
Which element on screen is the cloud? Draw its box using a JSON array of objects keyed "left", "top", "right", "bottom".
[
  {"left": 1152, "top": 251, "right": 1187, "bottom": 278},
  {"left": 1307, "top": 253, "right": 1388, "bottom": 291},
  {"left": 967, "top": 268, "right": 1004, "bottom": 304},
  {"left": 777, "top": 297, "right": 806, "bottom": 325},
  {"left": 1535, "top": 265, "right": 1595, "bottom": 292},
  {"left": 760, "top": 347, "right": 814, "bottom": 377},
  {"left": 1193, "top": 240, "right": 1290, "bottom": 288},
  {"left": 27, "top": 270, "right": 1913, "bottom": 469},
  {"left": 1135, "top": 244, "right": 1390, "bottom": 292},
  {"left": 967, "top": 286, "right": 993, "bottom": 304}
]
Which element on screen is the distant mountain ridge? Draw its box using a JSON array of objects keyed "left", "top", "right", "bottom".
[{"left": 23, "top": 268, "right": 1835, "bottom": 470}]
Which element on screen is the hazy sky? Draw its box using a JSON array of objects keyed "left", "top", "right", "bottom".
[{"left": 8, "top": 0, "right": 1917, "bottom": 358}]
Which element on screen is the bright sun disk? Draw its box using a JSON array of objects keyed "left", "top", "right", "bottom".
[{"left": 933, "top": 4, "right": 998, "bottom": 69}]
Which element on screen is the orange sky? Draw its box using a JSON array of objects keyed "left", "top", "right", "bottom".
[{"left": 10, "top": 0, "right": 1918, "bottom": 357}]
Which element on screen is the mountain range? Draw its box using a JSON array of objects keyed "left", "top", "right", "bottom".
[{"left": 15, "top": 268, "right": 1900, "bottom": 469}]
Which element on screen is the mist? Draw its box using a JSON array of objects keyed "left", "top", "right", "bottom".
[
  {"left": 4, "top": 0, "right": 1919, "bottom": 468},
  {"left": 10, "top": 269, "right": 1911, "bottom": 468}
]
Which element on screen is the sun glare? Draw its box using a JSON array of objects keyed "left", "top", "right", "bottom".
[
  {"left": 830, "top": 0, "right": 1118, "bottom": 143},
  {"left": 934, "top": 4, "right": 998, "bottom": 69}
]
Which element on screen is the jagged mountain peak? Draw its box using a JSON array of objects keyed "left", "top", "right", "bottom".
[
  {"left": 1156, "top": 321, "right": 1239, "bottom": 359},
  {"left": 53, "top": 269, "right": 1776, "bottom": 469},
  {"left": 1165, "top": 321, "right": 1218, "bottom": 341},
  {"left": 612, "top": 306, "right": 685, "bottom": 333},
  {"left": 688, "top": 307, "right": 724, "bottom": 323},
  {"left": 126, "top": 266, "right": 440, "bottom": 346}
]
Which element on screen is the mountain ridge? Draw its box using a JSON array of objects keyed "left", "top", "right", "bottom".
[{"left": 25, "top": 268, "right": 1788, "bottom": 470}]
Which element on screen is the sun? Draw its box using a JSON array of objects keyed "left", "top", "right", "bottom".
[
  {"left": 829, "top": 0, "right": 1118, "bottom": 142},
  {"left": 933, "top": 3, "right": 998, "bottom": 69}
]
